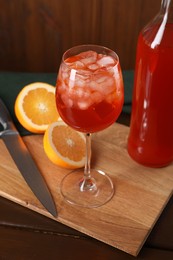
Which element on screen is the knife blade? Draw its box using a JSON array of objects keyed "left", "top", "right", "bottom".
[{"left": 0, "top": 98, "right": 57, "bottom": 217}]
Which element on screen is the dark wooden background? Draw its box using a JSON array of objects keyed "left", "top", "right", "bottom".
[{"left": 0, "top": 0, "right": 161, "bottom": 72}]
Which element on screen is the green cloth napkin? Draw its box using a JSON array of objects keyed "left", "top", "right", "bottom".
[
  {"left": 0, "top": 71, "right": 134, "bottom": 135},
  {"left": 122, "top": 70, "right": 134, "bottom": 114}
]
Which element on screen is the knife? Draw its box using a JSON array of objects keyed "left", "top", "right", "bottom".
[{"left": 0, "top": 98, "right": 57, "bottom": 217}]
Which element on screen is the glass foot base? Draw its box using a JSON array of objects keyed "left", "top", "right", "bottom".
[{"left": 60, "top": 169, "right": 114, "bottom": 208}]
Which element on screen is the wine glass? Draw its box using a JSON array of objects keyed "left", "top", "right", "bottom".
[{"left": 55, "top": 44, "right": 124, "bottom": 208}]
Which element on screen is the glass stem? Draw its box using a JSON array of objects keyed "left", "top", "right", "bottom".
[
  {"left": 80, "top": 133, "right": 97, "bottom": 192},
  {"left": 84, "top": 133, "right": 91, "bottom": 179}
]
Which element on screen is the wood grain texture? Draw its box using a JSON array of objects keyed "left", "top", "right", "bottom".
[
  {"left": 0, "top": 123, "right": 173, "bottom": 256},
  {"left": 0, "top": 0, "right": 160, "bottom": 72}
]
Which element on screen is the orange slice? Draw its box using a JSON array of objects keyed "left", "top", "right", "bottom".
[
  {"left": 14, "top": 82, "right": 59, "bottom": 133},
  {"left": 43, "top": 121, "right": 86, "bottom": 169}
]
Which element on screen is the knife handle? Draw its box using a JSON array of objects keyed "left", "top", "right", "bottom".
[{"left": 0, "top": 98, "right": 16, "bottom": 131}]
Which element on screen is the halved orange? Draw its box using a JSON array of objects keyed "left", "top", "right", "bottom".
[
  {"left": 14, "top": 82, "right": 59, "bottom": 133},
  {"left": 43, "top": 121, "right": 86, "bottom": 169}
]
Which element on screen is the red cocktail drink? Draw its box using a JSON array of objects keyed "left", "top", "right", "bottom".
[
  {"left": 55, "top": 45, "right": 124, "bottom": 208},
  {"left": 56, "top": 49, "right": 124, "bottom": 133}
]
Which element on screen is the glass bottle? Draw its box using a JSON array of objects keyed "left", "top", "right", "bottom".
[{"left": 128, "top": 0, "right": 173, "bottom": 167}]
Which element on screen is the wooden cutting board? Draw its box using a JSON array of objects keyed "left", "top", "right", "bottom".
[{"left": 0, "top": 123, "right": 173, "bottom": 256}]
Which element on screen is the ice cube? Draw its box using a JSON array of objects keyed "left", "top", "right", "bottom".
[
  {"left": 105, "top": 92, "right": 116, "bottom": 104},
  {"left": 61, "top": 94, "right": 73, "bottom": 108},
  {"left": 77, "top": 69, "right": 92, "bottom": 75},
  {"left": 97, "top": 56, "right": 115, "bottom": 67},
  {"left": 97, "top": 77, "right": 115, "bottom": 95},
  {"left": 76, "top": 88, "right": 91, "bottom": 100},
  {"left": 77, "top": 100, "right": 91, "bottom": 110},
  {"left": 80, "top": 51, "right": 97, "bottom": 65},
  {"left": 78, "top": 50, "right": 97, "bottom": 59},
  {"left": 58, "top": 81, "right": 66, "bottom": 94},
  {"left": 68, "top": 86, "right": 90, "bottom": 103},
  {"left": 62, "top": 71, "right": 69, "bottom": 80},
  {"left": 91, "top": 91, "right": 103, "bottom": 104},
  {"left": 76, "top": 88, "right": 84, "bottom": 98},
  {"left": 87, "top": 63, "right": 99, "bottom": 71},
  {"left": 75, "top": 76, "right": 86, "bottom": 87},
  {"left": 89, "top": 81, "right": 99, "bottom": 91},
  {"left": 81, "top": 57, "right": 97, "bottom": 65},
  {"left": 83, "top": 89, "right": 91, "bottom": 99},
  {"left": 65, "top": 60, "right": 85, "bottom": 70},
  {"left": 96, "top": 76, "right": 108, "bottom": 84},
  {"left": 75, "top": 61, "right": 85, "bottom": 69},
  {"left": 66, "top": 99, "right": 73, "bottom": 108}
]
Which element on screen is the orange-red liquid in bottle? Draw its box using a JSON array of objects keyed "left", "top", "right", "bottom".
[{"left": 128, "top": 1, "right": 173, "bottom": 167}]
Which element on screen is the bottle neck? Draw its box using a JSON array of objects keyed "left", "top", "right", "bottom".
[
  {"left": 161, "top": 0, "right": 172, "bottom": 7},
  {"left": 147, "top": 0, "right": 173, "bottom": 48},
  {"left": 161, "top": 0, "right": 173, "bottom": 22}
]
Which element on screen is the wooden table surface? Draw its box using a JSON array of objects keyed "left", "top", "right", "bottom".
[{"left": 0, "top": 113, "right": 173, "bottom": 260}]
